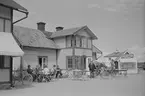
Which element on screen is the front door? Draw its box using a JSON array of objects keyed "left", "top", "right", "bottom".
[{"left": 38, "top": 56, "right": 48, "bottom": 69}]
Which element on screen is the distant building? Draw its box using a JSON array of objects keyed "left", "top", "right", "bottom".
[{"left": 104, "top": 50, "right": 138, "bottom": 74}]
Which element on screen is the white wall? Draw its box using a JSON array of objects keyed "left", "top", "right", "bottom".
[
  {"left": 13, "top": 48, "right": 56, "bottom": 69},
  {"left": 53, "top": 37, "right": 66, "bottom": 48},
  {"left": 0, "top": 69, "right": 10, "bottom": 82},
  {"left": 57, "top": 49, "right": 72, "bottom": 69},
  {"left": 75, "top": 49, "right": 92, "bottom": 57},
  {"left": 77, "top": 30, "right": 91, "bottom": 38}
]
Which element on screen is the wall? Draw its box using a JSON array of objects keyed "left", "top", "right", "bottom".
[
  {"left": 13, "top": 48, "right": 56, "bottom": 69},
  {"left": 0, "top": 69, "right": 9, "bottom": 82},
  {"left": 75, "top": 49, "right": 92, "bottom": 57},
  {"left": 57, "top": 49, "right": 73, "bottom": 69},
  {"left": 53, "top": 37, "right": 66, "bottom": 48},
  {"left": 77, "top": 30, "right": 91, "bottom": 38}
]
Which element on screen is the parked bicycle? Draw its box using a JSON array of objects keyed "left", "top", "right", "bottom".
[{"left": 12, "top": 69, "right": 33, "bottom": 86}]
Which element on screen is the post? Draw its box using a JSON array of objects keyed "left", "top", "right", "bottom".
[{"left": 20, "top": 56, "right": 24, "bottom": 85}]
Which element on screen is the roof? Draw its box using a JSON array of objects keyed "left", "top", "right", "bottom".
[
  {"left": 104, "top": 51, "right": 124, "bottom": 58},
  {"left": 92, "top": 45, "right": 102, "bottom": 54},
  {"left": 0, "top": 32, "right": 24, "bottom": 56},
  {"left": 50, "top": 26, "right": 98, "bottom": 39},
  {"left": 43, "top": 31, "right": 53, "bottom": 39},
  {"left": 0, "top": 0, "right": 28, "bottom": 13},
  {"left": 13, "top": 26, "right": 59, "bottom": 49},
  {"left": 104, "top": 49, "right": 134, "bottom": 61}
]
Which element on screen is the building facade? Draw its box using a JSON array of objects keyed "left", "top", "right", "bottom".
[{"left": 0, "top": 0, "right": 28, "bottom": 86}]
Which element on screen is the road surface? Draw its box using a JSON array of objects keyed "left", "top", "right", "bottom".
[{"left": 0, "top": 73, "right": 145, "bottom": 96}]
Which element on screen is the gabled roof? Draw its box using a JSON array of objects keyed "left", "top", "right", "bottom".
[
  {"left": 13, "top": 26, "right": 59, "bottom": 49},
  {"left": 50, "top": 26, "right": 98, "bottom": 39},
  {"left": 92, "top": 45, "right": 102, "bottom": 54},
  {"left": 0, "top": 0, "right": 28, "bottom": 13}
]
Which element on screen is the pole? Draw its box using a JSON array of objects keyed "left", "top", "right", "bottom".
[{"left": 20, "top": 56, "right": 24, "bottom": 85}]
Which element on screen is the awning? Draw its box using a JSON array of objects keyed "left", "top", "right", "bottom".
[
  {"left": 0, "top": 32, "right": 24, "bottom": 56},
  {"left": 0, "top": 0, "right": 28, "bottom": 13}
]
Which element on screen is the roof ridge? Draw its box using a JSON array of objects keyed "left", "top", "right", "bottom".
[
  {"left": 52, "top": 25, "right": 86, "bottom": 33},
  {"left": 14, "top": 25, "right": 53, "bottom": 33}
]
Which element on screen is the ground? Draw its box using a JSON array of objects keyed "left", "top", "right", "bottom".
[{"left": 0, "top": 72, "right": 145, "bottom": 96}]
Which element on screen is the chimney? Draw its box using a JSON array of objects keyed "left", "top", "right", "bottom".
[
  {"left": 56, "top": 26, "right": 64, "bottom": 31},
  {"left": 37, "top": 22, "right": 46, "bottom": 31}
]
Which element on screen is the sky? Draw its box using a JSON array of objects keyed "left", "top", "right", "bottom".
[{"left": 14, "top": 0, "right": 145, "bottom": 54}]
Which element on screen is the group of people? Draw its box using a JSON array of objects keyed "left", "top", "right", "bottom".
[
  {"left": 88, "top": 59, "right": 117, "bottom": 78},
  {"left": 26, "top": 64, "right": 62, "bottom": 82}
]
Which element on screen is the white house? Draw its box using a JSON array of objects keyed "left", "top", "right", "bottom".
[
  {"left": 13, "top": 22, "right": 101, "bottom": 71},
  {"left": 104, "top": 50, "right": 138, "bottom": 74}
]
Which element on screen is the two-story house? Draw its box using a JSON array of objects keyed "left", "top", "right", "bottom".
[
  {"left": 0, "top": 0, "right": 28, "bottom": 86},
  {"left": 47, "top": 24, "right": 98, "bottom": 70},
  {"left": 13, "top": 21, "right": 101, "bottom": 71}
]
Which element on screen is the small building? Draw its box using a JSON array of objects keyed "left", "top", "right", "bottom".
[
  {"left": 104, "top": 50, "right": 138, "bottom": 74},
  {"left": 0, "top": 0, "right": 28, "bottom": 86}
]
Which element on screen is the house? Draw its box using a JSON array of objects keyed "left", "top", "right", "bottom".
[
  {"left": 0, "top": 0, "right": 28, "bottom": 86},
  {"left": 104, "top": 50, "right": 138, "bottom": 74},
  {"left": 13, "top": 22, "right": 101, "bottom": 71},
  {"left": 13, "top": 23, "right": 59, "bottom": 69}
]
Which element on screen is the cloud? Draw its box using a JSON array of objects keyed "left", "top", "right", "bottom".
[{"left": 88, "top": 4, "right": 101, "bottom": 9}]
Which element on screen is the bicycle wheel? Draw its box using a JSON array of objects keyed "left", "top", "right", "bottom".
[
  {"left": 23, "top": 74, "right": 33, "bottom": 85},
  {"left": 100, "top": 71, "right": 110, "bottom": 79}
]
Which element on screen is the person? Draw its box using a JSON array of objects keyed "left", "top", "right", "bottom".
[
  {"left": 88, "top": 61, "right": 96, "bottom": 78},
  {"left": 110, "top": 59, "right": 115, "bottom": 70},
  {"left": 35, "top": 64, "right": 41, "bottom": 74},
  {"left": 55, "top": 65, "right": 62, "bottom": 78},
  {"left": 27, "top": 65, "right": 36, "bottom": 81},
  {"left": 42, "top": 65, "right": 50, "bottom": 75},
  {"left": 51, "top": 65, "right": 57, "bottom": 77}
]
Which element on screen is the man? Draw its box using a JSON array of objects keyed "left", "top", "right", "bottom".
[
  {"left": 27, "top": 65, "right": 36, "bottom": 81},
  {"left": 55, "top": 65, "right": 62, "bottom": 78},
  {"left": 88, "top": 61, "right": 96, "bottom": 78}
]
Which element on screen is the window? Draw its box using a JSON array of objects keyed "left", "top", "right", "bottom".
[
  {"left": 0, "top": 6, "right": 11, "bottom": 32},
  {"left": 66, "top": 56, "right": 86, "bottom": 70},
  {"left": 38, "top": 56, "right": 48, "bottom": 69},
  {"left": 87, "top": 39, "right": 92, "bottom": 48},
  {"left": 75, "top": 36, "right": 81, "bottom": 47},
  {"left": 0, "top": 18, "right": 11, "bottom": 32},
  {"left": 120, "top": 62, "right": 136, "bottom": 69},
  {"left": 0, "top": 18, "right": 4, "bottom": 32},
  {"left": 66, "top": 36, "right": 73, "bottom": 47},
  {"left": 66, "top": 56, "right": 73, "bottom": 69},
  {"left": 0, "top": 56, "right": 11, "bottom": 68},
  {"left": 0, "top": 6, "right": 11, "bottom": 19},
  {"left": 5, "top": 20, "right": 11, "bottom": 32}
]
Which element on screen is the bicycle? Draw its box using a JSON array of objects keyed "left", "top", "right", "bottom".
[{"left": 12, "top": 70, "right": 33, "bottom": 86}]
